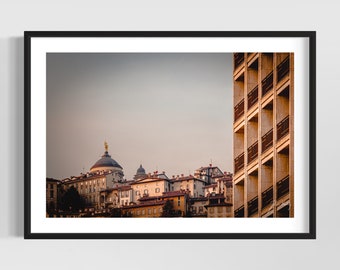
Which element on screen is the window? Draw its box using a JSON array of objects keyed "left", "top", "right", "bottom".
[
  {"left": 142, "top": 209, "right": 145, "bottom": 215},
  {"left": 153, "top": 208, "right": 157, "bottom": 214},
  {"left": 148, "top": 209, "right": 151, "bottom": 215},
  {"left": 144, "top": 189, "right": 148, "bottom": 195},
  {"left": 155, "top": 188, "right": 160, "bottom": 193},
  {"left": 49, "top": 190, "right": 54, "bottom": 198},
  {"left": 194, "top": 184, "right": 196, "bottom": 189},
  {"left": 199, "top": 206, "right": 203, "bottom": 213},
  {"left": 137, "top": 210, "right": 140, "bottom": 216},
  {"left": 135, "top": 190, "right": 140, "bottom": 196},
  {"left": 209, "top": 208, "right": 215, "bottom": 214},
  {"left": 178, "top": 200, "right": 181, "bottom": 206}
]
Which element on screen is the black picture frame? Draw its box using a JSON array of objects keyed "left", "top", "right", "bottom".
[{"left": 24, "top": 31, "right": 316, "bottom": 239}]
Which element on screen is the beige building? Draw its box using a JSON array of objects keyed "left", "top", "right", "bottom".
[
  {"left": 46, "top": 178, "right": 60, "bottom": 214},
  {"left": 233, "top": 53, "right": 294, "bottom": 217},
  {"left": 170, "top": 175, "right": 205, "bottom": 197},
  {"left": 130, "top": 172, "right": 171, "bottom": 201},
  {"left": 62, "top": 142, "right": 125, "bottom": 209},
  {"left": 205, "top": 194, "right": 233, "bottom": 218},
  {"left": 189, "top": 197, "right": 208, "bottom": 217}
]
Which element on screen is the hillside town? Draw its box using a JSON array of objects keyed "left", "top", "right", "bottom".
[{"left": 47, "top": 142, "right": 233, "bottom": 218}]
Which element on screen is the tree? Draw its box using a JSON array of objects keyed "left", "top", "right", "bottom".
[
  {"left": 59, "top": 186, "right": 85, "bottom": 212},
  {"left": 161, "top": 200, "right": 181, "bottom": 217}
]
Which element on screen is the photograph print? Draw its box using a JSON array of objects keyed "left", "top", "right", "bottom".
[{"left": 46, "top": 52, "right": 294, "bottom": 219}]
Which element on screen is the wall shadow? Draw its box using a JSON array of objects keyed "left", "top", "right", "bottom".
[{"left": 8, "top": 36, "right": 24, "bottom": 237}]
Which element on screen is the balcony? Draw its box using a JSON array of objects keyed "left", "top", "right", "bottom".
[
  {"left": 277, "top": 175, "right": 289, "bottom": 200},
  {"left": 234, "top": 53, "right": 244, "bottom": 70},
  {"left": 234, "top": 99, "right": 244, "bottom": 122},
  {"left": 234, "top": 152, "right": 244, "bottom": 173},
  {"left": 247, "top": 196, "right": 258, "bottom": 217},
  {"left": 277, "top": 116, "right": 289, "bottom": 141},
  {"left": 262, "top": 129, "right": 273, "bottom": 153},
  {"left": 247, "top": 141, "right": 258, "bottom": 163},
  {"left": 234, "top": 205, "right": 244, "bottom": 218},
  {"left": 247, "top": 86, "right": 258, "bottom": 110},
  {"left": 277, "top": 56, "right": 290, "bottom": 83},
  {"left": 261, "top": 186, "right": 273, "bottom": 209},
  {"left": 262, "top": 71, "right": 273, "bottom": 97}
]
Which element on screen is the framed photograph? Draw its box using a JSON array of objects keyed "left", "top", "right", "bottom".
[{"left": 24, "top": 31, "right": 316, "bottom": 239}]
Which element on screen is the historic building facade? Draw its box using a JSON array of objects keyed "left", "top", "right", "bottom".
[{"left": 61, "top": 142, "right": 126, "bottom": 208}]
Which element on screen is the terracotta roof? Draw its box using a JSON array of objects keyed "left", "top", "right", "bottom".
[
  {"left": 170, "top": 176, "right": 204, "bottom": 182},
  {"left": 46, "top": 178, "right": 61, "bottom": 183},
  {"left": 121, "top": 200, "right": 166, "bottom": 209},
  {"left": 190, "top": 197, "right": 208, "bottom": 202},
  {"left": 203, "top": 183, "right": 217, "bottom": 189},
  {"left": 131, "top": 177, "right": 170, "bottom": 185},
  {"left": 205, "top": 202, "right": 232, "bottom": 207},
  {"left": 138, "top": 190, "right": 189, "bottom": 202},
  {"left": 207, "top": 193, "right": 225, "bottom": 199},
  {"left": 61, "top": 171, "right": 114, "bottom": 183}
]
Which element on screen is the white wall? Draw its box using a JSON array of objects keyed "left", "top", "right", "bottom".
[{"left": 0, "top": 1, "right": 337, "bottom": 269}]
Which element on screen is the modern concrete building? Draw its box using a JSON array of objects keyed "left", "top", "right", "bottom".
[{"left": 233, "top": 53, "right": 294, "bottom": 217}]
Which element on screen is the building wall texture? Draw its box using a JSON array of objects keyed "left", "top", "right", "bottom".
[{"left": 233, "top": 53, "right": 294, "bottom": 218}]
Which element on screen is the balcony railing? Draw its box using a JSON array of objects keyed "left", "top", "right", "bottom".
[
  {"left": 247, "top": 86, "right": 258, "bottom": 110},
  {"left": 277, "top": 175, "right": 289, "bottom": 200},
  {"left": 234, "top": 205, "right": 244, "bottom": 218},
  {"left": 234, "top": 53, "right": 244, "bottom": 70},
  {"left": 262, "top": 128, "right": 273, "bottom": 153},
  {"left": 247, "top": 196, "right": 258, "bottom": 217},
  {"left": 277, "top": 116, "right": 289, "bottom": 141},
  {"left": 261, "top": 186, "right": 273, "bottom": 209},
  {"left": 234, "top": 99, "right": 244, "bottom": 122},
  {"left": 262, "top": 71, "right": 273, "bottom": 97},
  {"left": 247, "top": 52, "right": 255, "bottom": 59},
  {"left": 277, "top": 56, "right": 290, "bottom": 82},
  {"left": 247, "top": 141, "right": 258, "bottom": 163},
  {"left": 234, "top": 152, "right": 244, "bottom": 173}
]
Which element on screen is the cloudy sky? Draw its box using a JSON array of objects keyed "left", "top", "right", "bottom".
[{"left": 47, "top": 53, "right": 233, "bottom": 180}]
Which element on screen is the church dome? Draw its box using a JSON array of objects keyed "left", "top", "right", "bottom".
[
  {"left": 136, "top": 164, "right": 146, "bottom": 175},
  {"left": 90, "top": 142, "right": 123, "bottom": 172},
  {"left": 134, "top": 164, "right": 147, "bottom": 180}
]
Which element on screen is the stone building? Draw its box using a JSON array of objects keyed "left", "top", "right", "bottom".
[
  {"left": 61, "top": 142, "right": 125, "bottom": 209},
  {"left": 46, "top": 178, "right": 60, "bottom": 214}
]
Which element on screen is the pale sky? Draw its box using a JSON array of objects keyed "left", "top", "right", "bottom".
[{"left": 47, "top": 53, "right": 233, "bottom": 180}]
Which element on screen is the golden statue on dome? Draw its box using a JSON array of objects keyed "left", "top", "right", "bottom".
[{"left": 104, "top": 141, "right": 108, "bottom": 152}]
